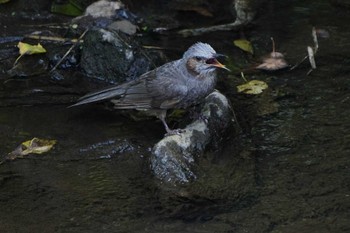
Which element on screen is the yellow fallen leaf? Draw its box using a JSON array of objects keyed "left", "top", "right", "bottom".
[
  {"left": 237, "top": 80, "right": 268, "bottom": 95},
  {"left": 234, "top": 39, "right": 254, "bottom": 54},
  {"left": 21, "top": 138, "right": 56, "bottom": 155},
  {"left": 15, "top": 42, "right": 47, "bottom": 64},
  {"left": 18, "top": 42, "right": 46, "bottom": 55},
  {"left": 6, "top": 138, "right": 57, "bottom": 162}
]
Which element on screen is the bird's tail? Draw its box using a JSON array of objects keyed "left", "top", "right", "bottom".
[{"left": 69, "top": 85, "right": 125, "bottom": 107}]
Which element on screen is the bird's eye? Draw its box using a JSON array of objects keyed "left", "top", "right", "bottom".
[
  {"left": 206, "top": 58, "right": 216, "bottom": 64},
  {"left": 194, "top": 56, "right": 202, "bottom": 61}
]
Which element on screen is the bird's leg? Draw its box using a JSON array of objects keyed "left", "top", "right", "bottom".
[
  {"left": 158, "top": 110, "right": 185, "bottom": 136},
  {"left": 188, "top": 105, "right": 209, "bottom": 124}
]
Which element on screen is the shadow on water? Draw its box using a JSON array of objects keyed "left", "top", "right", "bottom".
[{"left": 1, "top": 0, "right": 350, "bottom": 232}]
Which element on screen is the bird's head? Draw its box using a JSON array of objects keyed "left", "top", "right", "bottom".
[{"left": 183, "top": 42, "right": 230, "bottom": 76}]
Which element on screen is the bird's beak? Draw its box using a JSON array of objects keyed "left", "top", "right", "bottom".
[{"left": 211, "top": 54, "right": 230, "bottom": 72}]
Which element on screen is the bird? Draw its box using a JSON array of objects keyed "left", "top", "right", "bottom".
[{"left": 70, "top": 42, "right": 230, "bottom": 135}]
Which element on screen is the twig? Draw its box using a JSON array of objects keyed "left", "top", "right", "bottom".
[
  {"left": 240, "top": 72, "right": 248, "bottom": 82},
  {"left": 25, "top": 34, "right": 83, "bottom": 43},
  {"left": 141, "top": 45, "right": 165, "bottom": 50},
  {"left": 290, "top": 27, "right": 319, "bottom": 72},
  {"left": 177, "top": 20, "right": 245, "bottom": 37},
  {"left": 50, "top": 28, "right": 88, "bottom": 72},
  {"left": 290, "top": 55, "right": 308, "bottom": 70}
]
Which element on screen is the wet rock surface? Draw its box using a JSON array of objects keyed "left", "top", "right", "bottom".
[
  {"left": 80, "top": 28, "right": 165, "bottom": 84},
  {"left": 151, "top": 90, "right": 233, "bottom": 184}
]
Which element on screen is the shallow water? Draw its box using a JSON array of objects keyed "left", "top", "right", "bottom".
[{"left": 1, "top": 1, "right": 350, "bottom": 233}]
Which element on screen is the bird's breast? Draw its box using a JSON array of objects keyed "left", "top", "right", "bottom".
[{"left": 179, "top": 74, "right": 217, "bottom": 108}]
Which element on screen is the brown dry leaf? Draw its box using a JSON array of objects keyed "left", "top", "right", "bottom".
[
  {"left": 256, "top": 55, "right": 289, "bottom": 71},
  {"left": 256, "top": 38, "right": 288, "bottom": 71}
]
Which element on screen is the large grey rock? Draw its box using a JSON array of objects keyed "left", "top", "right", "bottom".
[
  {"left": 80, "top": 29, "right": 164, "bottom": 84},
  {"left": 151, "top": 90, "right": 233, "bottom": 184}
]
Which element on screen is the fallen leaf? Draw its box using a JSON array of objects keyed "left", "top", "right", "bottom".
[
  {"left": 234, "top": 39, "right": 254, "bottom": 54},
  {"left": 6, "top": 138, "right": 57, "bottom": 161},
  {"left": 18, "top": 42, "right": 46, "bottom": 56},
  {"left": 237, "top": 80, "right": 268, "bottom": 94},
  {"left": 21, "top": 138, "right": 56, "bottom": 155},
  {"left": 256, "top": 55, "right": 289, "bottom": 71},
  {"left": 15, "top": 42, "right": 47, "bottom": 64},
  {"left": 307, "top": 46, "right": 316, "bottom": 69},
  {"left": 255, "top": 38, "right": 288, "bottom": 71}
]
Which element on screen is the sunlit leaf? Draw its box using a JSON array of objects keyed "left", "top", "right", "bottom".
[
  {"left": 18, "top": 42, "right": 46, "bottom": 56},
  {"left": 234, "top": 39, "right": 254, "bottom": 54},
  {"left": 15, "top": 42, "right": 47, "bottom": 64},
  {"left": 237, "top": 80, "right": 268, "bottom": 95},
  {"left": 6, "top": 138, "right": 57, "bottom": 162},
  {"left": 21, "top": 138, "right": 57, "bottom": 155}
]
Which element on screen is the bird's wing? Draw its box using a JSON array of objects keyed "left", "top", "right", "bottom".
[
  {"left": 71, "top": 61, "right": 188, "bottom": 110},
  {"left": 69, "top": 84, "right": 126, "bottom": 107},
  {"left": 150, "top": 62, "right": 189, "bottom": 109},
  {"left": 117, "top": 62, "right": 189, "bottom": 109}
]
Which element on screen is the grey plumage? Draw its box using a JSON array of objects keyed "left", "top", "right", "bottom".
[{"left": 71, "top": 42, "right": 229, "bottom": 134}]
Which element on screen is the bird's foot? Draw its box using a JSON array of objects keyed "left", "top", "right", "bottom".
[
  {"left": 165, "top": 128, "right": 186, "bottom": 136},
  {"left": 188, "top": 107, "right": 209, "bottom": 124},
  {"left": 198, "top": 114, "right": 209, "bottom": 124}
]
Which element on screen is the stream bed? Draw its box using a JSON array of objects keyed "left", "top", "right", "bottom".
[{"left": 0, "top": 1, "right": 349, "bottom": 232}]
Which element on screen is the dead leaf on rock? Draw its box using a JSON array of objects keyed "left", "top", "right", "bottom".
[
  {"left": 6, "top": 138, "right": 57, "bottom": 162},
  {"left": 237, "top": 80, "right": 268, "bottom": 95}
]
